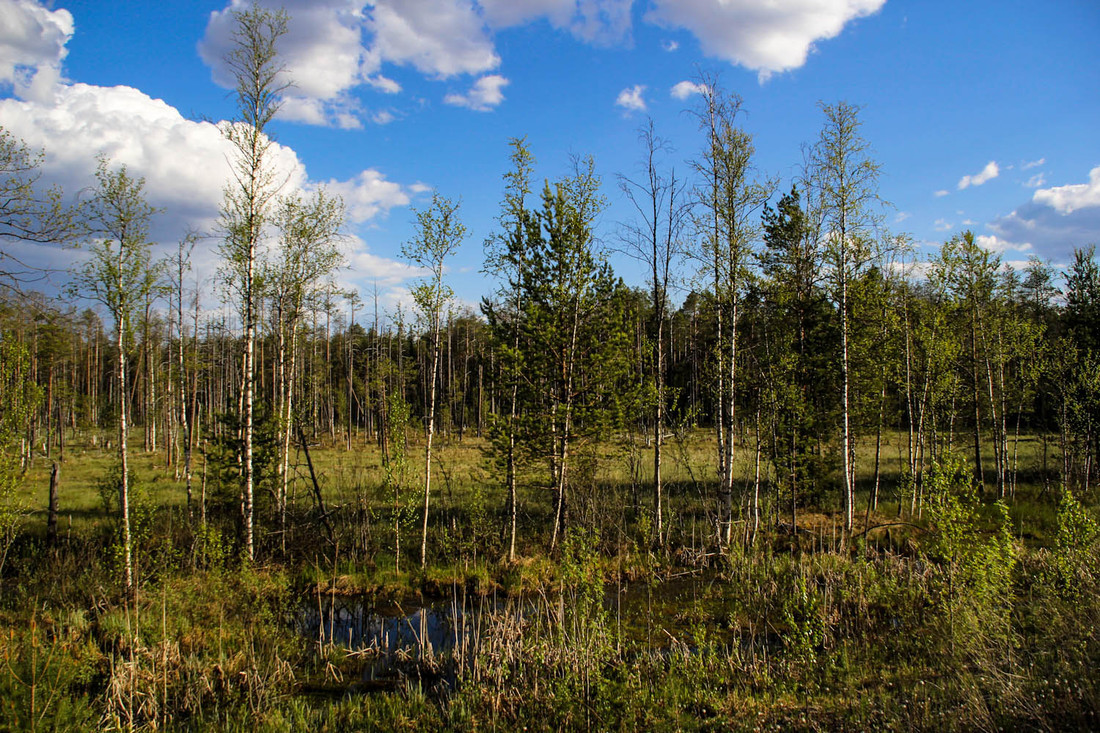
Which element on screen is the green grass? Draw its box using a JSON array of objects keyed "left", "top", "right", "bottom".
[
  {"left": 13, "top": 425, "right": 1067, "bottom": 549},
  {"left": 3, "top": 423, "right": 1096, "bottom": 730}
]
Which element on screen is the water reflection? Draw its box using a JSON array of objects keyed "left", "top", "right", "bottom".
[{"left": 300, "top": 594, "right": 526, "bottom": 688}]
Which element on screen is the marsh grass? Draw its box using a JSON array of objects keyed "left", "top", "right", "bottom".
[{"left": 2, "top": 427, "right": 1098, "bottom": 730}]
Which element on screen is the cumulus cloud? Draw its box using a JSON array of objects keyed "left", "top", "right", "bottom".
[
  {"left": 279, "top": 95, "right": 365, "bottom": 129},
  {"left": 443, "top": 74, "right": 509, "bottom": 111},
  {"left": 670, "top": 80, "right": 707, "bottom": 100},
  {"left": 957, "top": 161, "right": 999, "bottom": 190},
  {"left": 344, "top": 243, "right": 420, "bottom": 286},
  {"left": 0, "top": 0, "right": 73, "bottom": 100},
  {"left": 1033, "top": 166, "right": 1100, "bottom": 215},
  {"left": 1, "top": 83, "right": 260, "bottom": 239},
  {"left": 934, "top": 218, "right": 952, "bottom": 232},
  {"left": 197, "top": 0, "right": 892, "bottom": 125},
  {"left": 479, "top": 0, "right": 633, "bottom": 45},
  {"left": 934, "top": 189, "right": 949, "bottom": 198},
  {"left": 988, "top": 166, "right": 1100, "bottom": 263},
  {"left": 0, "top": 82, "right": 419, "bottom": 290},
  {"left": 645, "top": 0, "right": 885, "bottom": 80},
  {"left": 317, "top": 169, "right": 413, "bottom": 223},
  {"left": 975, "top": 234, "right": 1031, "bottom": 254},
  {"left": 1022, "top": 157, "right": 1045, "bottom": 170},
  {"left": 1025, "top": 173, "right": 1046, "bottom": 189},
  {"left": 200, "top": 0, "right": 375, "bottom": 127},
  {"left": 615, "top": 84, "right": 646, "bottom": 112},
  {"left": 369, "top": 0, "right": 498, "bottom": 77},
  {"left": 200, "top": 0, "right": 500, "bottom": 127}
]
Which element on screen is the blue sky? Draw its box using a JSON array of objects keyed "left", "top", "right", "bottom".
[{"left": 1, "top": 0, "right": 1098, "bottom": 315}]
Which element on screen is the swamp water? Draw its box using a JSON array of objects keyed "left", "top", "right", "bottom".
[{"left": 295, "top": 571, "right": 758, "bottom": 695}]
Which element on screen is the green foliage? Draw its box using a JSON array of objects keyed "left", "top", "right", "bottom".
[
  {"left": 780, "top": 571, "right": 826, "bottom": 666},
  {"left": 1049, "top": 487, "right": 1099, "bottom": 597},
  {"left": 0, "top": 125, "right": 78, "bottom": 269},
  {"left": 560, "top": 527, "right": 605, "bottom": 628},
  {"left": 206, "top": 404, "right": 280, "bottom": 549},
  {"left": 0, "top": 336, "right": 37, "bottom": 577},
  {"left": 0, "top": 609, "right": 100, "bottom": 731},
  {"left": 439, "top": 478, "right": 500, "bottom": 562},
  {"left": 68, "top": 158, "right": 163, "bottom": 341},
  {"left": 924, "top": 453, "right": 1017, "bottom": 659},
  {"left": 402, "top": 192, "right": 464, "bottom": 337},
  {"left": 1065, "top": 245, "right": 1100, "bottom": 354},
  {"left": 759, "top": 186, "right": 841, "bottom": 513},
  {"left": 382, "top": 389, "right": 415, "bottom": 571}
]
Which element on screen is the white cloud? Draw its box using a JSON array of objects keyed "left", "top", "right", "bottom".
[
  {"left": 934, "top": 218, "right": 952, "bottom": 232},
  {"left": 0, "top": 0, "right": 73, "bottom": 100},
  {"left": 957, "top": 160, "right": 999, "bottom": 190},
  {"left": 663, "top": 39, "right": 679, "bottom": 52},
  {"left": 933, "top": 189, "right": 949, "bottom": 198},
  {"left": 988, "top": 167, "right": 1100, "bottom": 262},
  {"left": 478, "top": 0, "right": 573, "bottom": 28},
  {"left": 894, "top": 211, "right": 910, "bottom": 224},
  {"left": 670, "top": 80, "right": 707, "bottom": 100},
  {"left": 1033, "top": 165, "right": 1100, "bottom": 215},
  {"left": 372, "top": 108, "right": 397, "bottom": 125},
  {"left": 317, "top": 169, "right": 412, "bottom": 223},
  {"left": 1024, "top": 173, "right": 1046, "bottom": 189},
  {"left": 975, "top": 234, "right": 1031, "bottom": 254},
  {"left": 200, "top": 0, "right": 500, "bottom": 127},
  {"left": 0, "top": 82, "right": 419, "bottom": 291},
  {"left": 615, "top": 84, "right": 646, "bottom": 112},
  {"left": 368, "top": 0, "right": 498, "bottom": 77},
  {"left": 345, "top": 243, "right": 420, "bottom": 287},
  {"left": 1022, "top": 157, "right": 1045, "bottom": 170},
  {"left": 479, "top": 0, "right": 633, "bottom": 44},
  {"left": 367, "top": 74, "right": 402, "bottom": 94},
  {"left": 200, "top": 0, "right": 376, "bottom": 128},
  {"left": 279, "top": 94, "right": 365, "bottom": 129},
  {"left": 443, "top": 74, "right": 509, "bottom": 111},
  {"left": 1, "top": 83, "right": 263, "bottom": 239},
  {"left": 567, "top": 0, "right": 633, "bottom": 44},
  {"left": 645, "top": 0, "right": 885, "bottom": 80}
]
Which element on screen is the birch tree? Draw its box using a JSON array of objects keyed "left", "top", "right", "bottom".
[
  {"left": 0, "top": 127, "right": 76, "bottom": 293},
  {"left": 805, "top": 101, "right": 883, "bottom": 533},
  {"left": 618, "top": 119, "right": 686, "bottom": 544},
  {"left": 168, "top": 233, "right": 197, "bottom": 516},
  {"left": 70, "top": 160, "right": 161, "bottom": 593},
  {"left": 692, "top": 78, "right": 773, "bottom": 545},
  {"left": 267, "top": 189, "right": 344, "bottom": 548},
  {"left": 403, "top": 192, "right": 465, "bottom": 568},
  {"left": 217, "top": 5, "right": 288, "bottom": 562}
]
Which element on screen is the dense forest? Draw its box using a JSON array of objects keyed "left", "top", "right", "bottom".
[{"left": 1, "top": 6, "right": 1099, "bottom": 731}]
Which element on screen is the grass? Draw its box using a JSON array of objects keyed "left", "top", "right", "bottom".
[{"left": 2, "top": 423, "right": 1097, "bottom": 730}]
